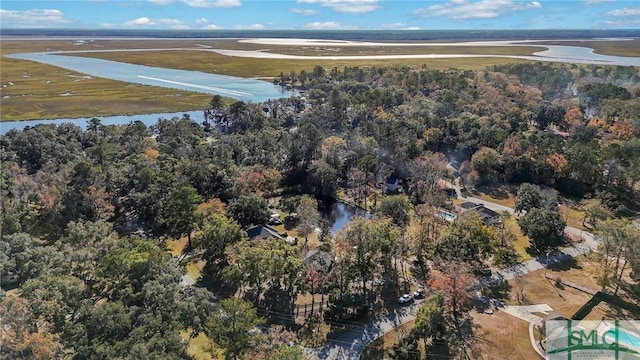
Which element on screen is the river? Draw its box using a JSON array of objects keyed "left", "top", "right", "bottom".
[{"left": 0, "top": 110, "right": 206, "bottom": 135}]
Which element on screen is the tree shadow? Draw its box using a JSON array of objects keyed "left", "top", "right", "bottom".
[
  {"left": 482, "top": 280, "right": 512, "bottom": 303},
  {"left": 197, "top": 275, "right": 238, "bottom": 298},
  {"left": 428, "top": 341, "right": 451, "bottom": 360},
  {"left": 547, "top": 256, "right": 581, "bottom": 272},
  {"left": 261, "top": 286, "right": 295, "bottom": 318}
]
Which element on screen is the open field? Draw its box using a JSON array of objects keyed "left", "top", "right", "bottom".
[{"left": 473, "top": 311, "right": 536, "bottom": 360}]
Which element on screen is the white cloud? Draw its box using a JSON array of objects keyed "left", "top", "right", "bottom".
[
  {"left": 182, "top": 0, "right": 241, "bottom": 7},
  {"left": 297, "top": 0, "right": 380, "bottom": 14},
  {"left": 413, "top": 0, "right": 542, "bottom": 20},
  {"left": 147, "top": 0, "right": 241, "bottom": 8},
  {"left": 204, "top": 24, "right": 223, "bottom": 29},
  {"left": 291, "top": 8, "right": 318, "bottom": 16},
  {"left": 234, "top": 23, "right": 266, "bottom": 29},
  {"left": 606, "top": 7, "right": 640, "bottom": 16},
  {"left": 156, "top": 18, "right": 184, "bottom": 25},
  {"left": 0, "top": 8, "right": 74, "bottom": 28},
  {"left": 380, "top": 22, "right": 406, "bottom": 29},
  {"left": 303, "top": 21, "right": 358, "bottom": 29},
  {"left": 379, "top": 23, "right": 422, "bottom": 30},
  {"left": 123, "top": 17, "right": 188, "bottom": 29},
  {"left": 195, "top": 17, "right": 209, "bottom": 24},
  {"left": 123, "top": 17, "right": 154, "bottom": 26}
]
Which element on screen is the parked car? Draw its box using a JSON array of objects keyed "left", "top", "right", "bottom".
[
  {"left": 398, "top": 293, "right": 414, "bottom": 304},
  {"left": 474, "top": 268, "right": 492, "bottom": 278},
  {"left": 413, "top": 287, "right": 425, "bottom": 299}
]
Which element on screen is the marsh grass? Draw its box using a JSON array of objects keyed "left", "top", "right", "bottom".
[
  {"left": 0, "top": 54, "right": 212, "bottom": 121},
  {"left": 3, "top": 37, "right": 633, "bottom": 121},
  {"left": 70, "top": 50, "right": 534, "bottom": 79}
]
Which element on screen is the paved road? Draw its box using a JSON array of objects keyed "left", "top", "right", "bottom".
[
  {"left": 304, "top": 302, "right": 422, "bottom": 360},
  {"left": 304, "top": 192, "right": 599, "bottom": 359}
]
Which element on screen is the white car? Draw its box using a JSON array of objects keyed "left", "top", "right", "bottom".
[{"left": 398, "top": 293, "right": 414, "bottom": 304}]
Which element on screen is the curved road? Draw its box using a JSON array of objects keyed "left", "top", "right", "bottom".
[{"left": 304, "top": 192, "right": 598, "bottom": 360}]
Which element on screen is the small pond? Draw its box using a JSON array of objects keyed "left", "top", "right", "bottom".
[{"left": 322, "top": 201, "right": 371, "bottom": 236}]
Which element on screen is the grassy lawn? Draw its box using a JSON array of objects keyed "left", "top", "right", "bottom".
[
  {"left": 186, "top": 260, "right": 205, "bottom": 281},
  {"left": 166, "top": 237, "right": 188, "bottom": 257},
  {"left": 559, "top": 203, "right": 586, "bottom": 231},
  {"left": 180, "top": 330, "right": 222, "bottom": 360},
  {"left": 506, "top": 256, "right": 603, "bottom": 318},
  {"left": 472, "top": 311, "right": 536, "bottom": 360},
  {"left": 470, "top": 184, "right": 517, "bottom": 208},
  {"left": 504, "top": 216, "right": 533, "bottom": 262},
  {"left": 473, "top": 256, "right": 608, "bottom": 359}
]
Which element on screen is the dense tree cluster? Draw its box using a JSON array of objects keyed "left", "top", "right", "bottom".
[{"left": 2, "top": 61, "right": 639, "bottom": 358}]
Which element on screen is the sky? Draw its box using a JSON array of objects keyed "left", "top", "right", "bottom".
[{"left": 1, "top": 0, "right": 639, "bottom": 30}]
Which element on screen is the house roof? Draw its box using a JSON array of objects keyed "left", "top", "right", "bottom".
[
  {"left": 458, "top": 202, "right": 500, "bottom": 219},
  {"left": 303, "top": 249, "right": 334, "bottom": 273},
  {"left": 246, "top": 225, "right": 283, "bottom": 240},
  {"left": 460, "top": 201, "right": 480, "bottom": 209},
  {"left": 480, "top": 207, "right": 500, "bottom": 218}
]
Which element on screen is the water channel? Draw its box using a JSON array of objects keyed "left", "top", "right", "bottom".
[{"left": 2, "top": 42, "right": 639, "bottom": 134}]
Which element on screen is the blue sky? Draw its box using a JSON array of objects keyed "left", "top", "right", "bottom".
[{"left": 1, "top": 0, "right": 639, "bottom": 30}]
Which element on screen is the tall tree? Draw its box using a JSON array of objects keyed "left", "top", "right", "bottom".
[
  {"left": 518, "top": 208, "right": 566, "bottom": 251},
  {"left": 428, "top": 262, "right": 476, "bottom": 360},
  {"left": 206, "top": 298, "right": 262, "bottom": 360},
  {"left": 377, "top": 194, "right": 412, "bottom": 229},
  {"left": 159, "top": 185, "right": 202, "bottom": 249},
  {"left": 596, "top": 219, "right": 639, "bottom": 295},
  {"left": 470, "top": 147, "right": 503, "bottom": 184},
  {"left": 226, "top": 194, "right": 269, "bottom": 228},
  {"left": 436, "top": 213, "right": 497, "bottom": 269},
  {"left": 195, "top": 214, "right": 246, "bottom": 280},
  {"left": 514, "top": 183, "right": 543, "bottom": 214},
  {"left": 296, "top": 195, "right": 320, "bottom": 246},
  {"left": 407, "top": 153, "right": 449, "bottom": 206},
  {"left": 412, "top": 293, "right": 446, "bottom": 353}
]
